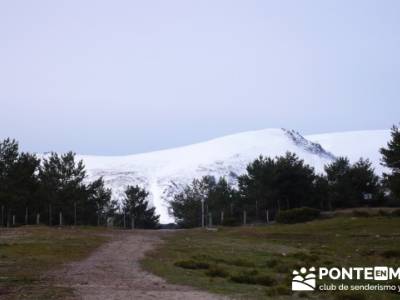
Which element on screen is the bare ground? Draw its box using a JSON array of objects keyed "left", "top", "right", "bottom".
[{"left": 52, "top": 230, "right": 226, "bottom": 300}]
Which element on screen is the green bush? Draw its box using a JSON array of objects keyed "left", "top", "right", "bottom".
[
  {"left": 274, "top": 263, "right": 291, "bottom": 273},
  {"left": 230, "top": 273, "right": 257, "bottom": 285},
  {"left": 264, "top": 258, "right": 279, "bottom": 268},
  {"left": 381, "top": 249, "right": 400, "bottom": 259},
  {"left": 255, "top": 275, "right": 275, "bottom": 286},
  {"left": 378, "top": 209, "right": 390, "bottom": 217},
  {"left": 266, "top": 284, "right": 291, "bottom": 296},
  {"left": 391, "top": 209, "right": 400, "bottom": 217},
  {"left": 352, "top": 210, "right": 370, "bottom": 217},
  {"left": 290, "top": 252, "right": 319, "bottom": 263},
  {"left": 174, "top": 260, "right": 210, "bottom": 270},
  {"left": 230, "top": 272, "right": 275, "bottom": 286},
  {"left": 298, "top": 291, "right": 308, "bottom": 298},
  {"left": 205, "top": 265, "right": 229, "bottom": 278},
  {"left": 221, "top": 217, "right": 240, "bottom": 226},
  {"left": 276, "top": 207, "right": 320, "bottom": 224},
  {"left": 226, "top": 258, "right": 255, "bottom": 268}
]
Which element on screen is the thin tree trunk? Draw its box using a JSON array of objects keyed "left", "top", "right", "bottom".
[
  {"left": 49, "top": 204, "right": 52, "bottom": 226},
  {"left": 1, "top": 205, "right": 4, "bottom": 227},
  {"left": 74, "top": 202, "right": 77, "bottom": 226},
  {"left": 25, "top": 207, "right": 28, "bottom": 225},
  {"left": 255, "top": 200, "right": 258, "bottom": 220},
  {"left": 201, "top": 200, "right": 205, "bottom": 228}
]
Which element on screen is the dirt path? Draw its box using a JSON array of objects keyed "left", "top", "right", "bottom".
[{"left": 54, "top": 230, "right": 226, "bottom": 300}]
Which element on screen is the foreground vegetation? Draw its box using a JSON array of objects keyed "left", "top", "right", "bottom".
[
  {"left": 143, "top": 214, "right": 400, "bottom": 299},
  {"left": 0, "top": 226, "right": 109, "bottom": 299}
]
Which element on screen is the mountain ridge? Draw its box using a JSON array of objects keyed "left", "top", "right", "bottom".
[{"left": 65, "top": 128, "right": 390, "bottom": 223}]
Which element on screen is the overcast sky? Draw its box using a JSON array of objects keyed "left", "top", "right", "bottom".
[{"left": 1, "top": 0, "right": 399, "bottom": 155}]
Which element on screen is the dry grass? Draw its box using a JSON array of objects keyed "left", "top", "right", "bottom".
[{"left": 0, "top": 226, "right": 110, "bottom": 299}]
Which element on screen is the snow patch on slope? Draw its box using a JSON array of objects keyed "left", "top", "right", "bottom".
[
  {"left": 77, "top": 128, "right": 341, "bottom": 223},
  {"left": 306, "top": 129, "right": 390, "bottom": 175}
]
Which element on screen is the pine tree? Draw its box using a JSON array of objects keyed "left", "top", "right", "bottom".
[
  {"left": 239, "top": 152, "right": 315, "bottom": 220},
  {"left": 85, "top": 177, "right": 116, "bottom": 226},
  {"left": 122, "top": 185, "right": 159, "bottom": 229},
  {"left": 170, "top": 176, "right": 236, "bottom": 228},
  {"left": 325, "top": 157, "right": 380, "bottom": 208},
  {"left": 380, "top": 125, "right": 400, "bottom": 201},
  {"left": 169, "top": 180, "right": 204, "bottom": 228},
  {"left": 38, "top": 152, "right": 86, "bottom": 225},
  {"left": 0, "top": 139, "right": 40, "bottom": 225}
]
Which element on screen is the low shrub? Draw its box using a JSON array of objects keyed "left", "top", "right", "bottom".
[
  {"left": 352, "top": 210, "right": 370, "bottom": 217},
  {"left": 265, "top": 284, "right": 291, "bottom": 296},
  {"left": 221, "top": 217, "right": 240, "bottom": 226},
  {"left": 230, "top": 273, "right": 257, "bottom": 285},
  {"left": 264, "top": 258, "right": 279, "bottom": 268},
  {"left": 290, "top": 252, "right": 319, "bottom": 263},
  {"left": 276, "top": 207, "right": 320, "bottom": 224},
  {"left": 298, "top": 291, "right": 308, "bottom": 298},
  {"left": 381, "top": 249, "right": 400, "bottom": 259},
  {"left": 255, "top": 275, "right": 275, "bottom": 286},
  {"left": 378, "top": 209, "right": 390, "bottom": 217},
  {"left": 391, "top": 209, "right": 400, "bottom": 217},
  {"left": 205, "top": 265, "right": 229, "bottom": 278},
  {"left": 227, "top": 258, "right": 255, "bottom": 268},
  {"left": 230, "top": 272, "right": 275, "bottom": 286},
  {"left": 174, "top": 260, "right": 210, "bottom": 270},
  {"left": 274, "top": 263, "right": 291, "bottom": 273}
]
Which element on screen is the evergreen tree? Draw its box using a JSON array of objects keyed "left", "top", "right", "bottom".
[
  {"left": 122, "top": 185, "right": 159, "bottom": 229},
  {"left": 238, "top": 156, "right": 278, "bottom": 221},
  {"left": 169, "top": 179, "right": 204, "bottom": 228},
  {"left": 85, "top": 177, "right": 116, "bottom": 225},
  {"left": 239, "top": 152, "right": 315, "bottom": 221},
  {"left": 312, "top": 175, "right": 330, "bottom": 210},
  {"left": 380, "top": 125, "right": 400, "bottom": 201},
  {"left": 0, "top": 139, "right": 40, "bottom": 225},
  {"left": 274, "top": 152, "right": 315, "bottom": 210},
  {"left": 8, "top": 152, "right": 41, "bottom": 223},
  {"left": 325, "top": 157, "right": 353, "bottom": 208},
  {"left": 0, "top": 139, "right": 19, "bottom": 216},
  {"left": 325, "top": 157, "right": 380, "bottom": 208},
  {"left": 38, "top": 152, "right": 86, "bottom": 225},
  {"left": 170, "top": 176, "right": 235, "bottom": 228},
  {"left": 207, "top": 177, "right": 235, "bottom": 224}
]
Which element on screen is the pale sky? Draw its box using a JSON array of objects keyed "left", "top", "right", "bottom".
[{"left": 1, "top": 0, "right": 399, "bottom": 155}]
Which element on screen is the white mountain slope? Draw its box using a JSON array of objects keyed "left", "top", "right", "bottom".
[
  {"left": 75, "top": 128, "right": 390, "bottom": 223},
  {"left": 306, "top": 130, "right": 391, "bottom": 176}
]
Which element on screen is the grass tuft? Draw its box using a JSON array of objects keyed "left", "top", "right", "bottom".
[
  {"left": 174, "top": 260, "right": 210, "bottom": 270},
  {"left": 205, "top": 265, "right": 229, "bottom": 278}
]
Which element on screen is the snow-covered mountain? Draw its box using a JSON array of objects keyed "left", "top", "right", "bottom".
[{"left": 76, "top": 128, "right": 390, "bottom": 223}]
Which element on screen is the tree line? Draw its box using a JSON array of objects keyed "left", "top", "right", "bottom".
[
  {"left": 0, "top": 139, "right": 159, "bottom": 228},
  {"left": 2, "top": 124, "right": 399, "bottom": 229},
  {"left": 170, "top": 125, "right": 400, "bottom": 228}
]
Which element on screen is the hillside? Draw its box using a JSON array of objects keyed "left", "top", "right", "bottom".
[{"left": 75, "top": 128, "right": 390, "bottom": 223}]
